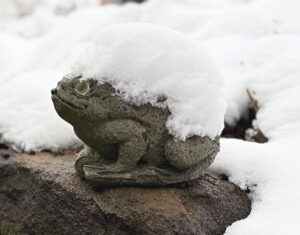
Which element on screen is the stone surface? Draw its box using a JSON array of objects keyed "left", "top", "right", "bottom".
[{"left": 0, "top": 152, "right": 251, "bottom": 235}]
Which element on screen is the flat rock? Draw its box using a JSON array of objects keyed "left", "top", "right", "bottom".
[{"left": 0, "top": 152, "right": 251, "bottom": 235}]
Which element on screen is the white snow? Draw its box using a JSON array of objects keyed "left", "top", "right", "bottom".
[
  {"left": 1, "top": 0, "right": 300, "bottom": 234},
  {"left": 73, "top": 23, "right": 226, "bottom": 140},
  {"left": 212, "top": 137, "right": 300, "bottom": 235},
  {"left": 0, "top": 70, "right": 79, "bottom": 151}
]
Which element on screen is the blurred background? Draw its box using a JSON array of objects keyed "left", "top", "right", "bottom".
[{"left": 1, "top": 0, "right": 299, "bottom": 150}]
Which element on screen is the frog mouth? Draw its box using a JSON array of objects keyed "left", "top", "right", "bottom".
[{"left": 52, "top": 93, "right": 87, "bottom": 110}]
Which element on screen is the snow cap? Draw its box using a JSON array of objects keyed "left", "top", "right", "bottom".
[{"left": 72, "top": 23, "right": 226, "bottom": 140}]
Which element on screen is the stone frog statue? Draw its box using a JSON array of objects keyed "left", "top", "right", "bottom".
[{"left": 51, "top": 75, "right": 220, "bottom": 186}]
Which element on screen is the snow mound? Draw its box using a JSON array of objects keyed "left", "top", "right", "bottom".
[
  {"left": 73, "top": 23, "right": 226, "bottom": 140},
  {"left": 0, "top": 70, "right": 79, "bottom": 151}
]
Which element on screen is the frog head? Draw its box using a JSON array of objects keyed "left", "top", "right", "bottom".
[{"left": 51, "top": 74, "right": 114, "bottom": 127}]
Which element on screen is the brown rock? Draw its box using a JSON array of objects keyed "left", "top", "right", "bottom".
[{"left": 0, "top": 153, "right": 251, "bottom": 235}]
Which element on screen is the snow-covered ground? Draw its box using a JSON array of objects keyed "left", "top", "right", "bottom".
[{"left": 0, "top": 0, "right": 300, "bottom": 234}]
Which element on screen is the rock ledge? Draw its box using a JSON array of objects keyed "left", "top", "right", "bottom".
[{"left": 0, "top": 153, "right": 251, "bottom": 235}]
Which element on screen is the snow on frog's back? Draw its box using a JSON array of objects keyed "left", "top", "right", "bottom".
[{"left": 72, "top": 23, "right": 226, "bottom": 140}]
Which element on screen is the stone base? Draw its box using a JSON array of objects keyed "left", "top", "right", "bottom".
[{"left": 0, "top": 153, "right": 251, "bottom": 235}]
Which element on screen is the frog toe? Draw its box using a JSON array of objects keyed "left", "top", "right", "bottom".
[{"left": 75, "top": 154, "right": 97, "bottom": 178}]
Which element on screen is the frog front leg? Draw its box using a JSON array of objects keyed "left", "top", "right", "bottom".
[{"left": 89, "top": 119, "right": 148, "bottom": 173}]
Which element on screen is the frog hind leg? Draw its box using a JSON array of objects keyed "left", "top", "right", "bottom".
[{"left": 164, "top": 136, "right": 220, "bottom": 170}]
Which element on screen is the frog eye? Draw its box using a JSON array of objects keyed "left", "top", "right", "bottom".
[{"left": 75, "top": 81, "right": 90, "bottom": 95}]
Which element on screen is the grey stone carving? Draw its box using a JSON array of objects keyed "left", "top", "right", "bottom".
[{"left": 51, "top": 75, "right": 220, "bottom": 186}]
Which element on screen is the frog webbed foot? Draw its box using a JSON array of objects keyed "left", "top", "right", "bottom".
[
  {"left": 75, "top": 155, "right": 96, "bottom": 178},
  {"left": 75, "top": 146, "right": 105, "bottom": 178}
]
